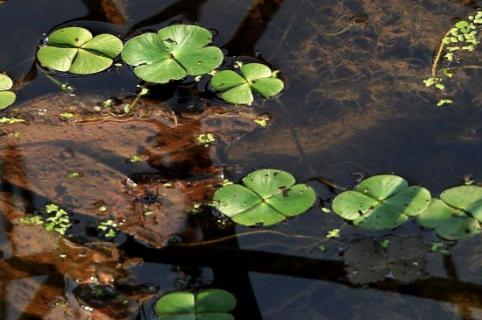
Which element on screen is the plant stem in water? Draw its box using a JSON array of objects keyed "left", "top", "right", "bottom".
[
  {"left": 40, "top": 69, "right": 74, "bottom": 93},
  {"left": 432, "top": 30, "right": 451, "bottom": 78},
  {"left": 177, "top": 229, "right": 325, "bottom": 247},
  {"left": 306, "top": 18, "right": 353, "bottom": 36}
]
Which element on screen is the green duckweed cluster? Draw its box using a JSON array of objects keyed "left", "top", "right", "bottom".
[
  {"left": 0, "top": 117, "right": 24, "bottom": 124},
  {"left": 20, "top": 203, "right": 72, "bottom": 235},
  {"left": 195, "top": 133, "right": 216, "bottom": 146},
  {"left": 423, "top": 10, "right": 482, "bottom": 107},
  {"left": 97, "top": 219, "right": 118, "bottom": 238}
]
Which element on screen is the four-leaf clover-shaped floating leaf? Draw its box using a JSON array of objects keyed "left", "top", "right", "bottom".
[
  {"left": 213, "top": 169, "right": 316, "bottom": 226},
  {"left": 210, "top": 63, "right": 284, "bottom": 105},
  {"left": 121, "top": 25, "right": 223, "bottom": 84},
  {"left": 332, "top": 175, "right": 431, "bottom": 230},
  {"left": 37, "top": 27, "right": 123, "bottom": 75},
  {"left": 344, "top": 237, "right": 428, "bottom": 284},
  {"left": 0, "top": 73, "right": 16, "bottom": 109},
  {"left": 418, "top": 186, "right": 482, "bottom": 240},
  {"left": 155, "top": 289, "right": 236, "bottom": 320}
]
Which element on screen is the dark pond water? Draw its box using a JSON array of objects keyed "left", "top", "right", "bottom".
[{"left": 0, "top": 0, "right": 482, "bottom": 319}]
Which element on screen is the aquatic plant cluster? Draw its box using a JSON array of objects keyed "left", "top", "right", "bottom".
[
  {"left": 33, "top": 24, "right": 284, "bottom": 106},
  {"left": 214, "top": 171, "right": 482, "bottom": 240},
  {"left": 20, "top": 203, "right": 72, "bottom": 235},
  {"left": 424, "top": 9, "right": 482, "bottom": 106},
  {"left": 332, "top": 175, "right": 482, "bottom": 239}
]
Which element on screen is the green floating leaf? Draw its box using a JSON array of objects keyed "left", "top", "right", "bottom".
[
  {"left": 344, "top": 237, "right": 428, "bottom": 284},
  {"left": 0, "top": 73, "right": 16, "bottom": 110},
  {"left": 332, "top": 175, "right": 431, "bottom": 230},
  {"left": 37, "top": 27, "right": 123, "bottom": 75},
  {"left": 441, "top": 185, "right": 482, "bottom": 222},
  {"left": 455, "top": 20, "right": 471, "bottom": 34},
  {"left": 121, "top": 24, "right": 223, "bottom": 84},
  {"left": 213, "top": 169, "right": 316, "bottom": 226},
  {"left": 417, "top": 185, "right": 482, "bottom": 240},
  {"left": 155, "top": 289, "right": 236, "bottom": 320},
  {"left": 210, "top": 63, "right": 284, "bottom": 105}
]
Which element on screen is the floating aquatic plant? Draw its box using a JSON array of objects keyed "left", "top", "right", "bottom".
[
  {"left": 213, "top": 169, "right": 316, "bottom": 226},
  {"left": 98, "top": 219, "right": 118, "bottom": 238},
  {"left": 20, "top": 203, "right": 72, "bottom": 235},
  {"left": 332, "top": 175, "right": 431, "bottom": 230},
  {"left": 0, "top": 116, "right": 24, "bottom": 124},
  {"left": 59, "top": 112, "right": 75, "bottom": 120},
  {"left": 37, "top": 27, "right": 123, "bottom": 74},
  {"left": 44, "top": 203, "right": 72, "bottom": 235},
  {"left": 210, "top": 63, "right": 284, "bottom": 105},
  {"left": 418, "top": 185, "right": 482, "bottom": 240},
  {"left": 0, "top": 73, "right": 16, "bottom": 109},
  {"left": 423, "top": 10, "right": 482, "bottom": 106},
  {"left": 155, "top": 289, "right": 236, "bottom": 320},
  {"left": 196, "top": 133, "right": 216, "bottom": 146},
  {"left": 128, "top": 154, "right": 143, "bottom": 163},
  {"left": 344, "top": 237, "right": 428, "bottom": 284},
  {"left": 121, "top": 24, "right": 223, "bottom": 84}
]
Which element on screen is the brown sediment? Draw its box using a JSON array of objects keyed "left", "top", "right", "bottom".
[
  {"left": 227, "top": 0, "right": 482, "bottom": 162},
  {"left": 0, "top": 90, "right": 264, "bottom": 317},
  {"left": 0, "top": 93, "right": 260, "bottom": 248},
  {"left": 0, "top": 197, "right": 145, "bottom": 319}
]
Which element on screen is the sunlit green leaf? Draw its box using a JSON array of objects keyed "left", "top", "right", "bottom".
[
  {"left": 213, "top": 169, "right": 316, "bottom": 226},
  {"left": 332, "top": 175, "right": 431, "bottom": 230},
  {"left": 37, "top": 27, "right": 123, "bottom": 75},
  {"left": 210, "top": 63, "right": 284, "bottom": 105},
  {"left": 121, "top": 25, "right": 223, "bottom": 83}
]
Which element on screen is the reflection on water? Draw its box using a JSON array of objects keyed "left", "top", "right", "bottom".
[{"left": 0, "top": 0, "right": 482, "bottom": 319}]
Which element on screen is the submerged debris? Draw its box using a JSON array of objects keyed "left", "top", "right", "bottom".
[
  {"left": 343, "top": 237, "right": 429, "bottom": 284},
  {"left": 0, "top": 93, "right": 260, "bottom": 247}
]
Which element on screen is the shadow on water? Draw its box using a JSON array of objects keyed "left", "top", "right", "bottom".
[
  {"left": 224, "top": 0, "right": 285, "bottom": 56},
  {"left": 127, "top": 0, "right": 211, "bottom": 34}
]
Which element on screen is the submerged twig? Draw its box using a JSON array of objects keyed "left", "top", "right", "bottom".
[
  {"left": 308, "top": 176, "right": 347, "bottom": 191},
  {"left": 307, "top": 14, "right": 367, "bottom": 37},
  {"left": 268, "top": 10, "right": 298, "bottom": 59},
  {"left": 176, "top": 229, "right": 325, "bottom": 247},
  {"left": 307, "top": 18, "right": 354, "bottom": 36},
  {"left": 275, "top": 99, "right": 313, "bottom": 172}
]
